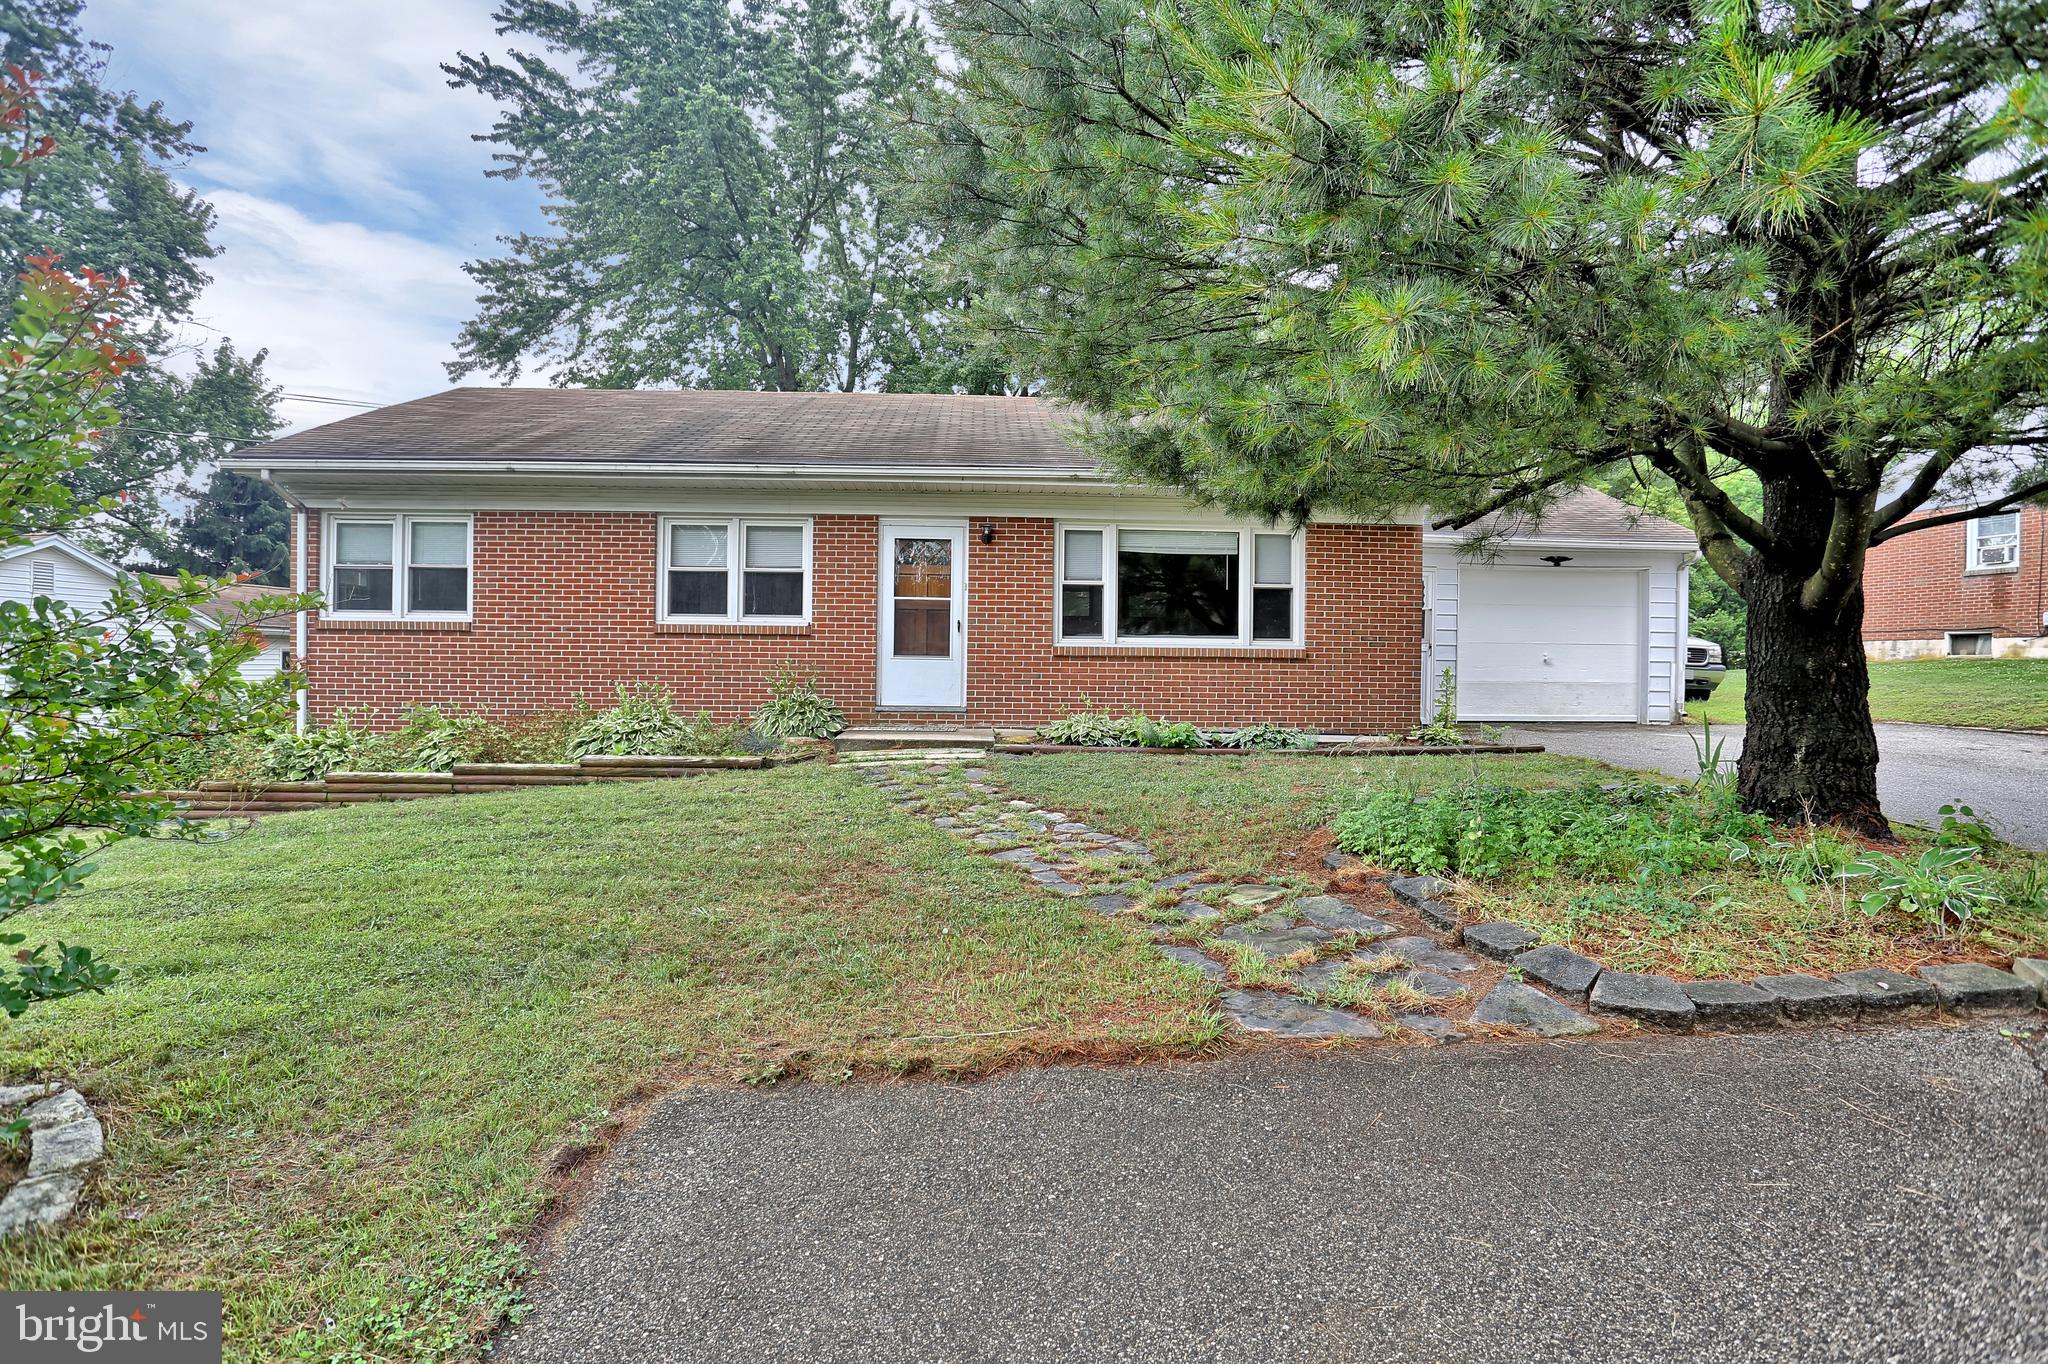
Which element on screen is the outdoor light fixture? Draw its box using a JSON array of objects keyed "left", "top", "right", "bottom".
[
  {"left": 1541, "top": 554, "right": 1574, "bottom": 567},
  {"left": 980, "top": 523, "right": 996, "bottom": 545}
]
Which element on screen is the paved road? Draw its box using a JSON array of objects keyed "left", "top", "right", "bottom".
[
  {"left": 1503, "top": 722, "right": 2048, "bottom": 849},
  {"left": 497, "top": 1028, "right": 2048, "bottom": 1364}
]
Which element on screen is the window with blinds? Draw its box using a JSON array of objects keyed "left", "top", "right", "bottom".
[
  {"left": 661, "top": 517, "right": 810, "bottom": 623},
  {"left": 325, "top": 514, "right": 471, "bottom": 618},
  {"left": 1057, "top": 524, "right": 1300, "bottom": 645}
]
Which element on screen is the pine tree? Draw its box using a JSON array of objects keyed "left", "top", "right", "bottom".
[
  {"left": 169, "top": 469, "right": 291, "bottom": 584},
  {"left": 913, "top": 0, "right": 2048, "bottom": 830}
]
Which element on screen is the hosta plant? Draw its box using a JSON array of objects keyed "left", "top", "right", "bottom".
[{"left": 1849, "top": 846, "right": 2001, "bottom": 936}]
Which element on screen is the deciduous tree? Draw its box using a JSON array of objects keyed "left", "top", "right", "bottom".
[
  {"left": 1, "top": 81, "right": 306, "bottom": 1019},
  {"left": 448, "top": 0, "right": 966, "bottom": 392},
  {"left": 0, "top": 4, "right": 284, "bottom": 562}
]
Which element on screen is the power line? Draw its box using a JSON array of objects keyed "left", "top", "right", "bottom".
[{"left": 279, "top": 392, "right": 382, "bottom": 409}]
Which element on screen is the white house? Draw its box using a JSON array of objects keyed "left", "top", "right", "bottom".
[{"left": 0, "top": 534, "right": 294, "bottom": 683}]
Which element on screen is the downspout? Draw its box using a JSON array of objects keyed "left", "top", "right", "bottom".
[
  {"left": 260, "top": 465, "right": 312, "bottom": 736},
  {"left": 2036, "top": 505, "right": 2046, "bottom": 647},
  {"left": 294, "top": 506, "right": 308, "bottom": 734}
]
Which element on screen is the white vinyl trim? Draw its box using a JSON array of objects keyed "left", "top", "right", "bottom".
[
  {"left": 656, "top": 515, "right": 813, "bottom": 625},
  {"left": 1966, "top": 513, "right": 2021, "bottom": 572},
  {"left": 1053, "top": 519, "right": 1305, "bottom": 648},
  {"left": 320, "top": 512, "right": 473, "bottom": 621}
]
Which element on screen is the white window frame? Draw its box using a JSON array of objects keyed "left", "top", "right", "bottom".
[
  {"left": 658, "top": 516, "right": 813, "bottom": 625},
  {"left": 1054, "top": 522, "right": 1305, "bottom": 648},
  {"left": 321, "top": 513, "right": 473, "bottom": 621},
  {"left": 1966, "top": 513, "right": 2021, "bottom": 573}
]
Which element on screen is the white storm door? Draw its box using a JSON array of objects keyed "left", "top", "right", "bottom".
[{"left": 877, "top": 522, "right": 967, "bottom": 708}]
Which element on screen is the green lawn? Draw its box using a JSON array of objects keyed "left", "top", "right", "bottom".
[
  {"left": 993, "top": 750, "right": 1612, "bottom": 878},
  {"left": 1689, "top": 658, "right": 2048, "bottom": 730},
  {"left": 0, "top": 769, "right": 1214, "bottom": 1361}
]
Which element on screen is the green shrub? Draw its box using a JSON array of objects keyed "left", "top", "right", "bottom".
[
  {"left": 1218, "top": 723, "right": 1316, "bottom": 750},
  {"left": 161, "top": 732, "right": 268, "bottom": 788},
  {"left": 1037, "top": 710, "right": 1140, "bottom": 746},
  {"left": 750, "top": 667, "right": 845, "bottom": 739},
  {"left": 1133, "top": 716, "right": 1206, "bottom": 749},
  {"left": 381, "top": 705, "right": 502, "bottom": 771},
  {"left": 1405, "top": 667, "right": 1464, "bottom": 745},
  {"left": 260, "top": 712, "right": 378, "bottom": 781},
  {"left": 569, "top": 684, "right": 746, "bottom": 758},
  {"left": 1935, "top": 801, "right": 1999, "bottom": 853}
]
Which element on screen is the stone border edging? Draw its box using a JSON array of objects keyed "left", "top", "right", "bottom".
[
  {"left": 863, "top": 761, "right": 1600, "bottom": 1044},
  {"left": 1382, "top": 875, "right": 2048, "bottom": 1031},
  {"left": 0, "top": 1084, "right": 104, "bottom": 1236}
]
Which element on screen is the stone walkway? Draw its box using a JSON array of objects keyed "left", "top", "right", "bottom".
[{"left": 859, "top": 760, "right": 1601, "bottom": 1042}]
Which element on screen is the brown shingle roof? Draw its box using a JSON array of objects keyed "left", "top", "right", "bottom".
[
  {"left": 235, "top": 388, "right": 1099, "bottom": 471},
  {"left": 150, "top": 575, "right": 293, "bottom": 630},
  {"left": 1438, "top": 487, "right": 1696, "bottom": 546}
]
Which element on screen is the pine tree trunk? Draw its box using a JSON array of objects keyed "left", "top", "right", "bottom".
[{"left": 1736, "top": 553, "right": 1891, "bottom": 837}]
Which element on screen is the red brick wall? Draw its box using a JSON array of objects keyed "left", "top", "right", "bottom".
[
  {"left": 1861, "top": 505, "right": 2048, "bottom": 640},
  {"left": 299, "top": 511, "right": 1422, "bottom": 732}
]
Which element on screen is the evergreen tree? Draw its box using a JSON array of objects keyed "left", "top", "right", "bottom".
[
  {"left": 0, "top": 1, "right": 280, "bottom": 562},
  {"left": 913, "top": 0, "right": 2048, "bottom": 830},
  {"left": 446, "top": 0, "right": 964, "bottom": 392},
  {"left": 169, "top": 468, "right": 291, "bottom": 584},
  {"left": 77, "top": 337, "right": 284, "bottom": 564}
]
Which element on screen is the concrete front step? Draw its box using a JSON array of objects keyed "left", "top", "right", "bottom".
[
  {"left": 838, "top": 749, "right": 988, "bottom": 766},
  {"left": 835, "top": 728, "right": 997, "bottom": 753}
]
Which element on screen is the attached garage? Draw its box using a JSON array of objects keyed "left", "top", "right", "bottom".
[
  {"left": 1454, "top": 567, "right": 1645, "bottom": 720},
  {"left": 1423, "top": 490, "right": 1698, "bottom": 725}
]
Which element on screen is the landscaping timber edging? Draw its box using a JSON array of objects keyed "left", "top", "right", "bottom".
[
  {"left": 138, "top": 754, "right": 784, "bottom": 819},
  {"left": 991, "top": 742, "right": 1545, "bottom": 758}
]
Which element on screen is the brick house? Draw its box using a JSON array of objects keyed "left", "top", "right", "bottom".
[
  {"left": 1862, "top": 505, "right": 2048, "bottom": 659},
  {"left": 220, "top": 389, "right": 1699, "bottom": 733}
]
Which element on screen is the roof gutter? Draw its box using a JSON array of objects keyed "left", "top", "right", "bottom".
[{"left": 217, "top": 457, "right": 1116, "bottom": 485}]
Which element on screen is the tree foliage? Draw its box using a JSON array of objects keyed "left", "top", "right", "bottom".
[
  {"left": 914, "top": 0, "right": 2048, "bottom": 825},
  {"left": 447, "top": 0, "right": 978, "bottom": 392},
  {"left": 1, "top": 87, "right": 309, "bottom": 1019},
  {"left": 0, "top": 5, "right": 284, "bottom": 564},
  {"left": 71, "top": 335, "right": 284, "bottom": 564},
  {"left": 167, "top": 467, "right": 292, "bottom": 585},
  {"left": 0, "top": 0, "right": 217, "bottom": 320}
]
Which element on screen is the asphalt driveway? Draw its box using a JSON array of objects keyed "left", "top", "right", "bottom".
[
  {"left": 1503, "top": 721, "right": 2048, "bottom": 849},
  {"left": 496, "top": 1026, "right": 2048, "bottom": 1364}
]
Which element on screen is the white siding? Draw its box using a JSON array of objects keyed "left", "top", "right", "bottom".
[
  {"left": 1423, "top": 566, "right": 1460, "bottom": 722},
  {"left": 237, "top": 639, "right": 290, "bottom": 683},
  {"left": 1422, "top": 545, "right": 1692, "bottom": 724},
  {"left": 0, "top": 547, "right": 116, "bottom": 615},
  {"left": 1645, "top": 564, "right": 1681, "bottom": 723},
  {"left": 4, "top": 549, "right": 292, "bottom": 686}
]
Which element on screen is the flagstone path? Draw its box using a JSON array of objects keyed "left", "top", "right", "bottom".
[{"left": 858, "top": 759, "right": 1603, "bottom": 1043}]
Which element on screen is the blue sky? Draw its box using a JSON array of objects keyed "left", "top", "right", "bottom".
[{"left": 80, "top": 0, "right": 550, "bottom": 433}]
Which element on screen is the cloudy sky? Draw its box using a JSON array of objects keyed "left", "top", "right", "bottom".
[{"left": 81, "top": 0, "right": 548, "bottom": 433}]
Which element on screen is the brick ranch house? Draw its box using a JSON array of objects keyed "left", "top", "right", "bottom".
[
  {"left": 220, "top": 389, "right": 1701, "bottom": 734},
  {"left": 1862, "top": 503, "right": 2048, "bottom": 659}
]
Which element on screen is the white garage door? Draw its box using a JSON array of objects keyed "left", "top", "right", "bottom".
[{"left": 1457, "top": 568, "right": 1643, "bottom": 721}]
